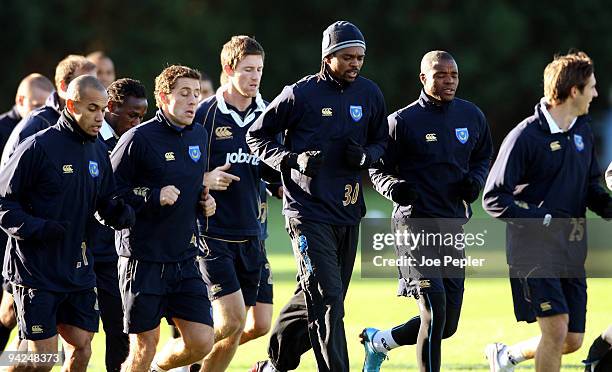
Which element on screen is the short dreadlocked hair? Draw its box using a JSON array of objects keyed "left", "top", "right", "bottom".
[{"left": 107, "top": 78, "right": 147, "bottom": 106}]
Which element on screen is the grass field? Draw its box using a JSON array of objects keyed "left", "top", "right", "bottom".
[{"left": 14, "top": 188, "right": 608, "bottom": 371}]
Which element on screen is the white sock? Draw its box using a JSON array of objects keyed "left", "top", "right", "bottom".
[
  {"left": 506, "top": 345, "right": 526, "bottom": 365},
  {"left": 263, "top": 361, "right": 279, "bottom": 372},
  {"left": 372, "top": 329, "right": 399, "bottom": 353}
]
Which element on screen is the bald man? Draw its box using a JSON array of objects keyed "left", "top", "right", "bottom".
[
  {"left": 0, "top": 75, "right": 134, "bottom": 372},
  {"left": 87, "top": 51, "right": 116, "bottom": 88},
  {"left": 0, "top": 74, "right": 54, "bottom": 152},
  {"left": 0, "top": 73, "right": 53, "bottom": 350},
  {"left": 362, "top": 51, "right": 492, "bottom": 372},
  {"left": 1, "top": 55, "right": 96, "bottom": 167}
]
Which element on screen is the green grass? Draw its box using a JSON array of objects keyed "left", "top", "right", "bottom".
[{"left": 15, "top": 189, "right": 610, "bottom": 371}]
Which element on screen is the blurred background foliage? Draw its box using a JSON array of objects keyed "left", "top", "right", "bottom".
[{"left": 1, "top": 0, "right": 611, "bottom": 155}]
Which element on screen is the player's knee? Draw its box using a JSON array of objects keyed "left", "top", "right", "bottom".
[
  {"left": 73, "top": 342, "right": 93, "bottom": 362},
  {"left": 442, "top": 322, "right": 458, "bottom": 339},
  {"left": 542, "top": 321, "right": 568, "bottom": 344},
  {"left": 219, "top": 312, "right": 246, "bottom": 338},
  {"left": 133, "top": 333, "right": 159, "bottom": 360},
  {"left": 564, "top": 333, "right": 584, "bottom": 353},
  {"left": 442, "top": 307, "right": 461, "bottom": 339},
  {"left": 184, "top": 334, "right": 213, "bottom": 360},
  {"left": 0, "top": 310, "right": 16, "bottom": 328},
  {"left": 250, "top": 319, "right": 272, "bottom": 338}
]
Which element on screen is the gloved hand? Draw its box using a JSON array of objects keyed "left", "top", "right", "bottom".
[
  {"left": 601, "top": 199, "right": 612, "bottom": 221},
  {"left": 344, "top": 139, "right": 371, "bottom": 170},
  {"left": 100, "top": 199, "right": 136, "bottom": 229},
  {"left": 390, "top": 182, "right": 419, "bottom": 206},
  {"left": 457, "top": 177, "right": 481, "bottom": 204},
  {"left": 284, "top": 151, "right": 324, "bottom": 177},
  {"left": 40, "top": 220, "right": 69, "bottom": 242}
]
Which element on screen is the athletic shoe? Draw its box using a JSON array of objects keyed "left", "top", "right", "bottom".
[
  {"left": 250, "top": 360, "right": 278, "bottom": 372},
  {"left": 484, "top": 342, "right": 514, "bottom": 372},
  {"left": 360, "top": 328, "right": 388, "bottom": 372}
]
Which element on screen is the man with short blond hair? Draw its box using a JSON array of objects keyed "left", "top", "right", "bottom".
[
  {"left": 483, "top": 51, "right": 612, "bottom": 372},
  {"left": 111, "top": 65, "right": 216, "bottom": 372},
  {"left": 194, "top": 35, "right": 273, "bottom": 372}
]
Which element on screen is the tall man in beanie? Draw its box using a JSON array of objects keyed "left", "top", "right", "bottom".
[{"left": 247, "top": 21, "right": 388, "bottom": 372}]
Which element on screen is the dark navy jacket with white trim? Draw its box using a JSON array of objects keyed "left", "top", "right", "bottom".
[
  {"left": 247, "top": 69, "right": 388, "bottom": 226},
  {"left": 370, "top": 90, "right": 493, "bottom": 221},
  {"left": 483, "top": 102, "right": 611, "bottom": 267},
  {"left": 0, "top": 110, "right": 116, "bottom": 292},
  {"left": 195, "top": 86, "right": 267, "bottom": 238},
  {"left": 110, "top": 110, "right": 207, "bottom": 263}
]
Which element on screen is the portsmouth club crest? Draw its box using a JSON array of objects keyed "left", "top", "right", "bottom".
[
  {"left": 188, "top": 145, "right": 201, "bottom": 162},
  {"left": 349, "top": 105, "right": 362, "bottom": 122},
  {"left": 455, "top": 128, "right": 469, "bottom": 144},
  {"left": 573, "top": 134, "right": 584, "bottom": 152},
  {"left": 88, "top": 161, "right": 99, "bottom": 177}
]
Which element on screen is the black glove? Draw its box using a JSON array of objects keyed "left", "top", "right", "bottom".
[
  {"left": 284, "top": 151, "right": 324, "bottom": 177},
  {"left": 457, "top": 177, "right": 480, "bottom": 204},
  {"left": 390, "top": 182, "right": 419, "bottom": 206},
  {"left": 100, "top": 199, "right": 136, "bottom": 229},
  {"left": 602, "top": 199, "right": 612, "bottom": 220},
  {"left": 344, "top": 139, "right": 371, "bottom": 170},
  {"left": 40, "top": 220, "right": 69, "bottom": 242}
]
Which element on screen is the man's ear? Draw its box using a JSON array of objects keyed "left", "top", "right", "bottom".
[
  {"left": 60, "top": 80, "right": 68, "bottom": 93},
  {"left": 159, "top": 92, "right": 170, "bottom": 106},
  {"left": 570, "top": 85, "right": 579, "bottom": 98},
  {"left": 419, "top": 73, "right": 427, "bottom": 87},
  {"left": 15, "top": 95, "right": 24, "bottom": 106},
  {"left": 66, "top": 99, "right": 76, "bottom": 114},
  {"left": 107, "top": 100, "right": 116, "bottom": 112},
  {"left": 223, "top": 64, "right": 234, "bottom": 78}
]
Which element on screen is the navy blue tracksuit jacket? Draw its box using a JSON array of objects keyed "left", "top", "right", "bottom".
[
  {"left": 483, "top": 102, "right": 611, "bottom": 268},
  {"left": 247, "top": 70, "right": 388, "bottom": 226},
  {"left": 111, "top": 110, "right": 208, "bottom": 263},
  {"left": 0, "top": 111, "right": 116, "bottom": 292},
  {"left": 370, "top": 90, "right": 493, "bottom": 220},
  {"left": 195, "top": 91, "right": 267, "bottom": 238}
]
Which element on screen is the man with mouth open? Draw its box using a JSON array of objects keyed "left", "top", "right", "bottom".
[
  {"left": 110, "top": 65, "right": 216, "bottom": 372},
  {"left": 362, "top": 50, "right": 492, "bottom": 372},
  {"left": 247, "top": 20, "right": 388, "bottom": 372}
]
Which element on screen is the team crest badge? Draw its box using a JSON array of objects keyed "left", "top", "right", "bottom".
[
  {"left": 455, "top": 128, "right": 469, "bottom": 144},
  {"left": 349, "top": 105, "right": 362, "bottom": 122},
  {"left": 188, "top": 145, "right": 201, "bottom": 162},
  {"left": 88, "top": 161, "right": 99, "bottom": 177},
  {"left": 573, "top": 134, "right": 584, "bottom": 152}
]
